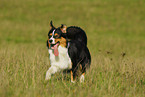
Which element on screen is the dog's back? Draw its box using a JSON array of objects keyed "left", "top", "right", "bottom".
[{"left": 63, "top": 26, "right": 87, "bottom": 45}]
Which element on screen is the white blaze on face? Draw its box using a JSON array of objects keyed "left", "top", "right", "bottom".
[{"left": 49, "top": 29, "right": 55, "bottom": 44}]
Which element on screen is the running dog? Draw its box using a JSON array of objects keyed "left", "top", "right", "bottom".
[{"left": 45, "top": 21, "right": 91, "bottom": 83}]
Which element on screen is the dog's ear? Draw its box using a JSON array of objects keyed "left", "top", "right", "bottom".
[
  {"left": 50, "top": 20, "right": 55, "bottom": 29},
  {"left": 60, "top": 24, "right": 67, "bottom": 33}
]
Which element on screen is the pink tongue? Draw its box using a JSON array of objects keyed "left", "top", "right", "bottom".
[{"left": 53, "top": 44, "right": 59, "bottom": 56}]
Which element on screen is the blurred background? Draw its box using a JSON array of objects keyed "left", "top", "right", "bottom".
[{"left": 1, "top": 0, "right": 145, "bottom": 55}]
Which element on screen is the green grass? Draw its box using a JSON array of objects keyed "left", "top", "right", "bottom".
[{"left": 0, "top": 0, "right": 145, "bottom": 97}]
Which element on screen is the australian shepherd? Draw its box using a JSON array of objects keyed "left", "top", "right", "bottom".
[{"left": 45, "top": 21, "right": 91, "bottom": 83}]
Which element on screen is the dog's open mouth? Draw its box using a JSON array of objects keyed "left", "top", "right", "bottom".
[{"left": 50, "top": 42, "right": 59, "bottom": 56}]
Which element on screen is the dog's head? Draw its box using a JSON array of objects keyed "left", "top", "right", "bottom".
[{"left": 47, "top": 21, "right": 67, "bottom": 56}]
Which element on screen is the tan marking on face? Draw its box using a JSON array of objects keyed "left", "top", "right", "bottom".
[
  {"left": 55, "top": 37, "right": 66, "bottom": 47},
  {"left": 54, "top": 33, "right": 58, "bottom": 36},
  {"left": 50, "top": 33, "right": 52, "bottom": 36}
]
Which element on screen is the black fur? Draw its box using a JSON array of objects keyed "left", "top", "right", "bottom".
[
  {"left": 47, "top": 21, "right": 91, "bottom": 81},
  {"left": 47, "top": 21, "right": 87, "bottom": 48},
  {"left": 47, "top": 25, "right": 87, "bottom": 48},
  {"left": 68, "top": 40, "right": 91, "bottom": 79},
  {"left": 62, "top": 26, "right": 87, "bottom": 45}
]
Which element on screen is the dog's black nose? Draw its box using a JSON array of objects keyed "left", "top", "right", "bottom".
[{"left": 49, "top": 39, "right": 52, "bottom": 43}]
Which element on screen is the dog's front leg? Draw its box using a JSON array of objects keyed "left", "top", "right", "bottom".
[{"left": 45, "top": 66, "right": 58, "bottom": 81}]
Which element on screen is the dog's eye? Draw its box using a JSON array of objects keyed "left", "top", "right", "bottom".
[
  {"left": 49, "top": 35, "right": 52, "bottom": 38},
  {"left": 48, "top": 33, "right": 52, "bottom": 38},
  {"left": 54, "top": 33, "right": 59, "bottom": 38},
  {"left": 55, "top": 35, "right": 59, "bottom": 38}
]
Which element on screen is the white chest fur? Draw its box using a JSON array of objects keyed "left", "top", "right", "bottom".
[{"left": 48, "top": 46, "right": 72, "bottom": 70}]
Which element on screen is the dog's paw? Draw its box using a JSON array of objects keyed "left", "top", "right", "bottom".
[
  {"left": 45, "top": 74, "right": 51, "bottom": 81},
  {"left": 80, "top": 74, "right": 85, "bottom": 83},
  {"left": 71, "top": 80, "right": 76, "bottom": 83}
]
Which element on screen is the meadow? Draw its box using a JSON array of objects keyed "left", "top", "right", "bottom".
[{"left": 0, "top": 0, "right": 145, "bottom": 97}]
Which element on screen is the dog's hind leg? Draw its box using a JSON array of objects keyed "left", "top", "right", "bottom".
[
  {"left": 45, "top": 66, "right": 59, "bottom": 81},
  {"left": 70, "top": 65, "right": 78, "bottom": 83},
  {"left": 70, "top": 70, "right": 77, "bottom": 83},
  {"left": 80, "top": 63, "right": 88, "bottom": 83},
  {"left": 80, "top": 72, "right": 85, "bottom": 83},
  {"left": 80, "top": 57, "right": 91, "bottom": 83},
  {"left": 70, "top": 70, "right": 75, "bottom": 83}
]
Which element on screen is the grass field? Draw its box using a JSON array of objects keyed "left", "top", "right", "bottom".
[{"left": 0, "top": 0, "right": 145, "bottom": 97}]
